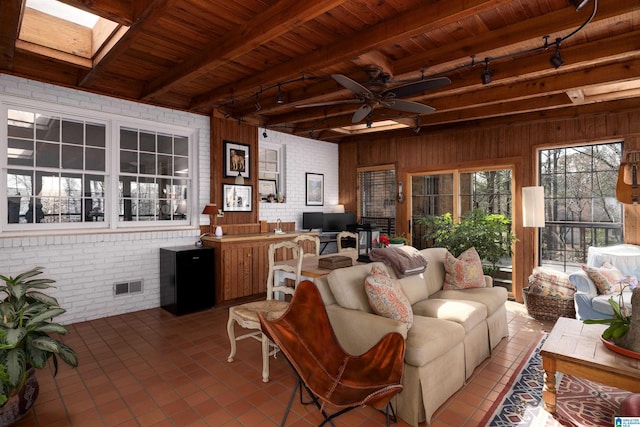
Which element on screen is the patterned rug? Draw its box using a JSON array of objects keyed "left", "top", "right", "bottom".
[{"left": 481, "top": 333, "right": 631, "bottom": 426}]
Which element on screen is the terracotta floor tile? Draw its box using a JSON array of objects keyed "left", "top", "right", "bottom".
[{"left": 13, "top": 300, "right": 551, "bottom": 426}]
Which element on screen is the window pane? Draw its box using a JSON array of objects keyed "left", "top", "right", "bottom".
[
  {"left": 8, "top": 110, "right": 35, "bottom": 138},
  {"left": 120, "top": 150, "right": 137, "bottom": 173},
  {"left": 86, "top": 123, "right": 105, "bottom": 147},
  {"left": 62, "top": 119, "right": 83, "bottom": 145},
  {"left": 36, "top": 142, "right": 59, "bottom": 168},
  {"left": 36, "top": 115, "right": 60, "bottom": 141},
  {"left": 359, "top": 168, "right": 396, "bottom": 236},
  {"left": 62, "top": 144, "right": 83, "bottom": 169},
  {"left": 8, "top": 139, "right": 34, "bottom": 167},
  {"left": 86, "top": 148, "right": 105, "bottom": 171},
  {"left": 175, "top": 136, "right": 188, "bottom": 156},
  {"left": 140, "top": 132, "right": 155, "bottom": 152},
  {"left": 139, "top": 153, "right": 156, "bottom": 175},
  {"left": 158, "top": 134, "right": 172, "bottom": 154},
  {"left": 120, "top": 128, "right": 137, "bottom": 150}
]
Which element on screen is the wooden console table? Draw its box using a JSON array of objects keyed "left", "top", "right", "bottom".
[{"left": 540, "top": 317, "right": 640, "bottom": 413}]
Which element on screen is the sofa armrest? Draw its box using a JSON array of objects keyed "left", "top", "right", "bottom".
[
  {"left": 568, "top": 269, "right": 597, "bottom": 296},
  {"left": 326, "top": 304, "right": 409, "bottom": 356},
  {"left": 484, "top": 275, "right": 493, "bottom": 287}
]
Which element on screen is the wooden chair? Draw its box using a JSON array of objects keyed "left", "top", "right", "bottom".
[
  {"left": 259, "top": 280, "right": 405, "bottom": 427},
  {"left": 294, "top": 234, "right": 320, "bottom": 257},
  {"left": 336, "top": 231, "right": 358, "bottom": 253},
  {"left": 226, "top": 240, "right": 303, "bottom": 382}
]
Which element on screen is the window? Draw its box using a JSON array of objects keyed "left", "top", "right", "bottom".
[
  {"left": 3, "top": 104, "right": 193, "bottom": 229},
  {"left": 358, "top": 166, "right": 396, "bottom": 235},
  {"left": 410, "top": 168, "right": 513, "bottom": 248},
  {"left": 119, "top": 128, "right": 189, "bottom": 222},
  {"left": 258, "top": 142, "right": 284, "bottom": 201},
  {"left": 539, "top": 142, "right": 623, "bottom": 271}
]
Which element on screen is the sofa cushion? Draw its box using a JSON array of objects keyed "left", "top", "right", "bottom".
[
  {"left": 594, "top": 252, "right": 640, "bottom": 278},
  {"left": 431, "top": 286, "right": 507, "bottom": 316},
  {"left": 327, "top": 262, "right": 389, "bottom": 313},
  {"left": 364, "top": 273, "right": 413, "bottom": 327},
  {"left": 412, "top": 298, "right": 487, "bottom": 333},
  {"left": 583, "top": 262, "right": 625, "bottom": 295},
  {"left": 403, "top": 316, "right": 465, "bottom": 367},
  {"left": 443, "top": 247, "right": 486, "bottom": 290}
]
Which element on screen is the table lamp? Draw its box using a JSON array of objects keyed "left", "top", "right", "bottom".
[{"left": 202, "top": 203, "right": 217, "bottom": 234}]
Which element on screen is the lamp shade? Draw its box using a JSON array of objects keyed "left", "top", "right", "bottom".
[
  {"left": 332, "top": 204, "right": 345, "bottom": 213},
  {"left": 202, "top": 204, "right": 217, "bottom": 215},
  {"left": 522, "top": 186, "right": 545, "bottom": 228}
]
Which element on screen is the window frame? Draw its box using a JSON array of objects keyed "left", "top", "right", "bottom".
[
  {"left": 258, "top": 141, "right": 285, "bottom": 202},
  {"left": 1, "top": 97, "right": 198, "bottom": 233}
]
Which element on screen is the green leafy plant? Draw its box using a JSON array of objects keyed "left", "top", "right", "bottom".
[
  {"left": 583, "top": 279, "right": 636, "bottom": 341},
  {"left": 417, "top": 209, "right": 517, "bottom": 273},
  {"left": 0, "top": 267, "right": 78, "bottom": 404}
]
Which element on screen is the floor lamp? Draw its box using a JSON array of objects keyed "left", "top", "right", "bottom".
[{"left": 522, "top": 186, "right": 546, "bottom": 266}]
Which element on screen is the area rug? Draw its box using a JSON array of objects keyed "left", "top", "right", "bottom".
[{"left": 481, "top": 333, "right": 631, "bottom": 426}]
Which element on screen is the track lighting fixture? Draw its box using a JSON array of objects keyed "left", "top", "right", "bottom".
[
  {"left": 254, "top": 94, "right": 261, "bottom": 111},
  {"left": 568, "top": 0, "right": 590, "bottom": 11},
  {"left": 481, "top": 58, "right": 492, "bottom": 85},
  {"left": 275, "top": 84, "right": 285, "bottom": 104},
  {"left": 366, "top": 113, "right": 373, "bottom": 128},
  {"left": 550, "top": 38, "right": 565, "bottom": 69},
  {"left": 413, "top": 116, "right": 421, "bottom": 134},
  {"left": 262, "top": 129, "right": 268, "bottom": 138},
  {"left": 223, "top": 111, "right": 231, "bottom": 119}
]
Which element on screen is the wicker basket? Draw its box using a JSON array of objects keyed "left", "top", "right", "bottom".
[{"left": 522, "top": 287, "right": 576, "bottom": 321}]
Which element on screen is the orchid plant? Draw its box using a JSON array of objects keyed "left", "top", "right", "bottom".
[{"left": 583, "top": 275, "right": 637, "bottom": 340}]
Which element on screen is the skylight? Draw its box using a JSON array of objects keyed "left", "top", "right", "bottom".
[{"left": 27, "top": 0, "right": 99, "bottom": 28}]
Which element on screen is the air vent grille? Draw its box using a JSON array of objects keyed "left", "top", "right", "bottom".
[{"left": 113, "top": 279, "right": 143, "bottom": 296}]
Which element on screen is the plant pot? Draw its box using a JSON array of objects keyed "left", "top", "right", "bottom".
[
  {"left": 0, "top": 368, "right": 39, "bottom": 427},
  {"left": 389, "top": 243, "right": 405, "bottom": 248}
]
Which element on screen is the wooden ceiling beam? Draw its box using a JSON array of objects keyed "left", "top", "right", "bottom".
[
  {"left": 190, "top": 0, "right": 513, "bottom": 110},
  {"left": 141, "top": 0, "right": 350, "bottom": 100},
  {"left": 77, "top": 0, "right": 177, "bottom": 87},
  {"left": 394, "top": 0, "right": 640, "bottom": 77},
  {"left": 0, "top": 0, "right": 24, "bottom": 69},
  {"left": 58, "top": 0, "right": 134, "bottom": 25}
]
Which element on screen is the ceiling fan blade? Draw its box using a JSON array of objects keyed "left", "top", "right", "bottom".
[
  {"left": 383, "top": 77, "right": 451, "bottom": 98},
  {"left": 386, "top": 99, "right": 435, "bottom": 114},
  {"left": 352, "top": 104, "right": 372, "bottom": 123},
  {"left": 332, "top": 74, "right": 374, "bottom": 99},
  {"left": 296, "top": 99, "right": 362, "bottom": 108}
]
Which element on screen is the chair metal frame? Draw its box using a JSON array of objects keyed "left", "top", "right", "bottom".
[{"left": 226, "top": 240, "right": 303, "bottom": 382}]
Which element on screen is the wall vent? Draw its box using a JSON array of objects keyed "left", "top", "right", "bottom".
[{"left": 113, "top": 279, "right": 143, "bottom": 296}]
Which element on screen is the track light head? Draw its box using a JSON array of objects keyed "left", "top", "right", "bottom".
[
  {"left": 568, "top": 0, "right": 590, "bottom": 11},
  {"left": 223, "top": 111, "right": 231, "bottom": 119},
  {"left": 275, "top": 84, "right": 286, "bottom": 104},
  {"left": 254, "top": 97, "right": 261, "bottom": 111},
  {"left": 413, "top": 116, "right": 421, "bottom": 134},
  {"left": 550, "top": 39, "right": 565, "bottom": 69},
  {"left": 481, "top": 58, "right": 492, "bottom": 85},
  {"left": 263, "top": 130, "right": 268, "bottom": 138}
]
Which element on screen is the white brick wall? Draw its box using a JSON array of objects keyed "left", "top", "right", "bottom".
[
  {"left": 0, "top": 74, "right": 207, "bottom": 324},
  {"left": 0, "top": 74, "right": 339, "bottom": 324},
  {"left": 257, "top": 127, "right": 340, "bottom": 228}
]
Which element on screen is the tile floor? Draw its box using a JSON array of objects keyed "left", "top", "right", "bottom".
[{"left": 12, "top": 300, "right": 555, "bottom": 427}]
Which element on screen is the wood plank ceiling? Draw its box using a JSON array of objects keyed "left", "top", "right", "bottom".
[{"left": 0, "top": 0, "right": 639, "bottom": 142}]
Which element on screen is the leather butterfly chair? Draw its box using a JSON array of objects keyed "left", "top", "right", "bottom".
[{"left": 258, "top": 280, "right": 405, "bottom": 427}]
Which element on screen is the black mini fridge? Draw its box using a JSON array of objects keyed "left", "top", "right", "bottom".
[{"left": 160, "top": 245, "right": 214, "bottom": 315}]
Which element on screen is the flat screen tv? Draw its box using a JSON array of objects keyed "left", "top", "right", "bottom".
[
  {"left": 322, "top": 212, "right": 356, "bottom": 233},
  {"left": 302, "top": 212, "right": 324, "bottom": 230}
]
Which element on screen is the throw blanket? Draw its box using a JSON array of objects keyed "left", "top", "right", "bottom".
[{"left": 369, "top": 246, "right": 428, "bottom": 277}]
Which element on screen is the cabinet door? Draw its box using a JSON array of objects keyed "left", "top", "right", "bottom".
[{"left": 220, "top": 244, "right": 254, "bottom": 300}]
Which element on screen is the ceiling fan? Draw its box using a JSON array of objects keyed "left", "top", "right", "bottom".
[{"left": 297, "top": 65, "right": 451, "bottom": 124}]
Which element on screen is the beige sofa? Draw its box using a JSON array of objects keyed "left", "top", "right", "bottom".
[{"left": 313, "top": 247, "right": 508, "bottom": 426}]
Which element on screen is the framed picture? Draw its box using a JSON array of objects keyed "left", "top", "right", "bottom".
[
  {"left": 224, "top": 140, "right": 250, "bottom": 179},
  {"left": 222, "top": 184, "right": 253, "bottom": 212},
  {"left": 259, "top": 179, "right": 277, "bottom": 200},
  {"left": 305, "top": 173, "right": 324, "bottom": 206}
]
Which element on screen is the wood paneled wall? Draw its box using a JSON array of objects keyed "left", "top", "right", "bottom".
[
  {"left": 339, "top": 104, "right": 640, "bottom": 302},
  {"left": 210, "top": 112, "right": 259, "bottom": 225}
]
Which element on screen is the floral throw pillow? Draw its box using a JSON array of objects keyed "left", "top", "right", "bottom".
[
  {"left": 443, "top": 247, "right": 485, "bottom": 290},
  {"left": 364, "top": 273, "right": 413, "bottom": 328},
  {"left": 582, "top": 262, "right": 625, "bottom": 295}
]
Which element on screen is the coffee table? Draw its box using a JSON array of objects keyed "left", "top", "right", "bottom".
[{"left": 540, "top": 317, "right": 640, "bottom": 413}]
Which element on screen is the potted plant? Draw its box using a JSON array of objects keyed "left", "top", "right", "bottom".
[
  {"left": 417, "top": 209, "right": 517, "bottom": 274},
  {"left": 0, "top": 266, "right": 78, "bottom": 424}
]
